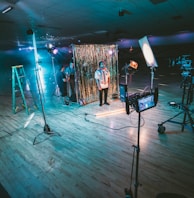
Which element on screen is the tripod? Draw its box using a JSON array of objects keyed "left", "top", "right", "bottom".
[
  {"left": 30, "top": 32, "right": 60, "bottom": 145},
  {"left": 158, "top": 74, "right": 194, "bottom": 133}
]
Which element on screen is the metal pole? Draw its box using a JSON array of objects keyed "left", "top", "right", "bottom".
[
  {"left": 134, "top": 112, "right": 141, "bottom": 198},
  {"left": 32, "top": 33, "right": 49, "bottom": 131},
  {"left": 51, "top": 56, "right": 60, "bottom": 96},
  {"left": 150, "top": 67, "right": 154, "bottom": 92}
]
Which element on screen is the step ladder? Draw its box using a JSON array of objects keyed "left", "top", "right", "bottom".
[{"left": 12, "top": 65, "right": 36, "bottom": 114}]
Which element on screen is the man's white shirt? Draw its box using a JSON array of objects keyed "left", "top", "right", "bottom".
[{"left": 95, "top": 68, "right": 110, "bottom": 89}]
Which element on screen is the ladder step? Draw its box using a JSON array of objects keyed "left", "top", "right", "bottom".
[{"left": 12, "top": 65, "right": 36, "bottom": 115}]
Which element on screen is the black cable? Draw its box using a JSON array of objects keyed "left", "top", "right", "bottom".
[
  {"left": 43, "top": 106, "right": 144, "bottom": 131},
  {"left": 84, "top": 112, "right": 145, "bottom": 131},
  {"left": 25, "top": 104, "right": 145, "bottom": 131}
]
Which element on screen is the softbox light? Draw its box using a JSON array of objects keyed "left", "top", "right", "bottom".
[{"left": 138, "top": 36, "right": 158, "bottom": 68}]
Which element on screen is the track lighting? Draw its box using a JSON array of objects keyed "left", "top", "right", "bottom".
[{"left": 2, "top": 6, "right": 13, "bottom": 14}]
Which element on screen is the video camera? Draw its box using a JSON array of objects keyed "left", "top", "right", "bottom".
[
  {"left": 172, "top": 54, "right": 193, "bottom": 77},
  {"left": 124, "top": 87, "right": 158, "bottom": 114}
]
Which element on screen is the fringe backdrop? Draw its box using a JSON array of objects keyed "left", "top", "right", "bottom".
[{"left": 72, "top": 44, "right": 119, "bottom": 104}]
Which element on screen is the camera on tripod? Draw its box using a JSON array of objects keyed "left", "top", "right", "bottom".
[
  {"left": 178, "top": 55, "right": 194, "bottom": 87},
  {"left": 175, "top": 54, "right": 193, "bottom": 76},
  {"left": 169, "top": 54, "right": 194, "bottom": 87},
  {"left": 158, "top": 54, "right": 194, "bottom": 134}
]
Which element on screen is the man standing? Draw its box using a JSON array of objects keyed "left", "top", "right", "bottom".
[
  {"left": 95, "top": 61, "right": 110, "bottom": 106},
  {"left": 57, "top": 65, "right": 69, "bottom": 105},
  {"left": 65, "top": 61, "right": 76, "bottom": 102}
]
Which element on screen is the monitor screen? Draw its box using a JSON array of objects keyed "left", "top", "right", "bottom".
[{"left": 137, "top": 94, "right": 155, "bottom": 112}]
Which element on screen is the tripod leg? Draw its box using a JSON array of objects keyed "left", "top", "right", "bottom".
[
  {"left": 186, "top": 109, "right": 194, "bottom": 132},
  {"left": 182, "top": 79, "right": 194, "bottom": 132},
  {"left": 181, "top": 106, "right": 194, "bottom": 132},
  {"left": 181, "top": 111, "right": 187, "bottom": 132}
]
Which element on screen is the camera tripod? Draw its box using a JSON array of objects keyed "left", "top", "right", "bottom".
[{"left": 158, "top": 75, "right": 194, "bottom": 133}]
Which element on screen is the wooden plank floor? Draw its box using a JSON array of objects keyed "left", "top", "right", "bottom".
[{"left": 0, "top": 69, "right": 194, "bottom": 198}]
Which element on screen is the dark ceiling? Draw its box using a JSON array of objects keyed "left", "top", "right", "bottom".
[{"left": 0, "top": 0, "right": 194, "bottom": 50}]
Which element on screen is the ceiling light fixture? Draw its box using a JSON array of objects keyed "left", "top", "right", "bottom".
[
  {"left": 47, "top": 44, "right": 58, "bottom": 55},
  {"left": 2, "top": 6, "right": 13, "bottom": 14}
]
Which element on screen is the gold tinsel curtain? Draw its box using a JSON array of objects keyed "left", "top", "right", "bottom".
[{"left": 72, "top": 44, "right": 119, "bottom": 104}]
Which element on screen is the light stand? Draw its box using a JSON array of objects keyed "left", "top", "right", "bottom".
[
  {"left": 125, "top": 111, "right": 141, "bottom": 198},
  {"left": 34, "top": 67, "right": 51, "bottom": 132},
  {"left": 134, "top": 111, "right": 141, "bottom": 198},
  {"left": 29, "top": 31, "right": 60, "bottom": 145},
  {"left": 138, "top": 36, "right": 158, "bottom": 93},
  {"left": 123, "top": 61, "right": 138, "bottom": 90},
  {"left": 150, "top": 66, "right": 155, "bottom": 92},
  {"left": 125, "top": 64, "right": 130, "bottom": 85},
  {"left": 125, "top": 89, "right": 158, "bottom": 198},
  {"left": 125, "top": 36, "right": 159, "bottom": 197},
  {"left": 51, "top": 55, "right": 60, "bottom": 97}
]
